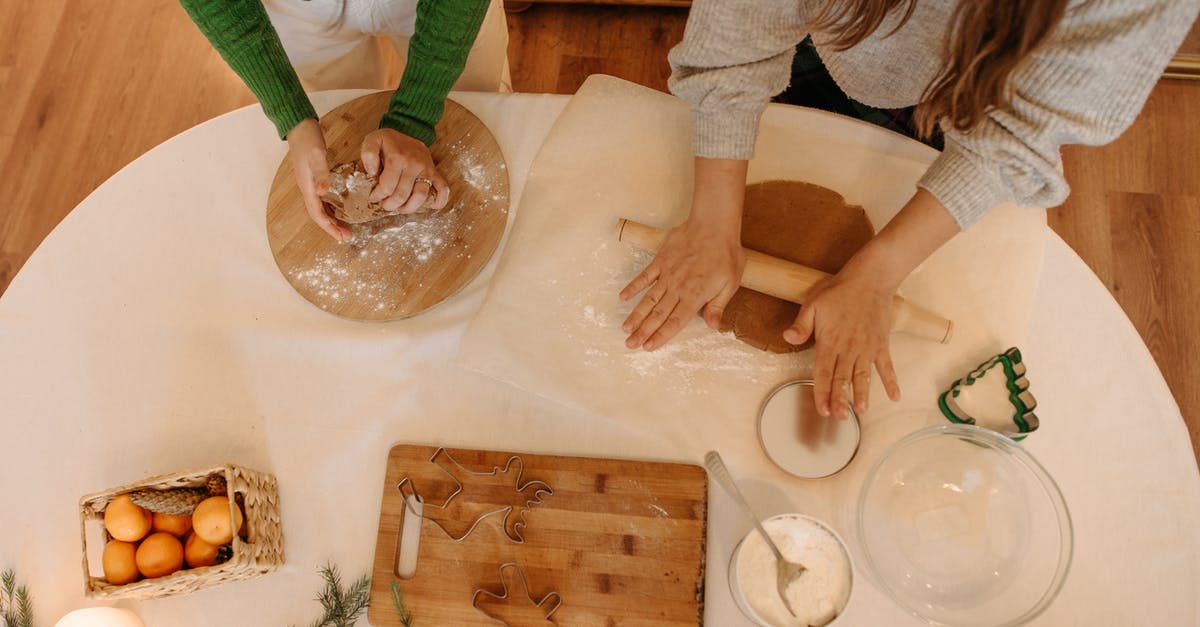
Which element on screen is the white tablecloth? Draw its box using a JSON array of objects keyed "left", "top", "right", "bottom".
[{"left": 0, "top": 89, "right": 1196, "bottom": 626}]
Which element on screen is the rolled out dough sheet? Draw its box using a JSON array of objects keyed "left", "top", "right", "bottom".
[
  {"left": 457, "top": 75, "right": 1046, "bottom": 450},
  {"left": 723, "top": 180, "right": 876, "bottom": 353}
]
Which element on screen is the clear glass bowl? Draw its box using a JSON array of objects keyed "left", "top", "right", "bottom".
[{"left": 856, "top": 424, "right": 1072, "bottom": 626}]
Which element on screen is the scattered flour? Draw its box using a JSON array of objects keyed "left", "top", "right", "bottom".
[
  {"left": 288, "top": 215, "right": 458, "bottom": 313},
  {"left": 289, "top": 253, "right": 356, "bottom": 303},
  {"left": 462, "top": 161, "right": 488, "bottom": 190},
  {"left": 373, "top": 221, "right": 447, "bottom": 263},
  {"left": 562, "top": 241, "right": 802, "bottom": 395},
  {"left": 647, "top": 504, "right": 670, "bottom": 518},
  {"left": 445, "top": 137, "right": 507, "bottom": 214},
  {"left": 328, "top": 166, "right": 374, "bottom": 194}
]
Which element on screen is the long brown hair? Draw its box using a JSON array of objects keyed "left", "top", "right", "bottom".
[{"left": 812, "top": 0, "right": 1069, "bottom": 138}]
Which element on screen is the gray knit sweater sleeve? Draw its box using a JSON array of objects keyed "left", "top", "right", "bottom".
[
  {"left": 920, "top": 0, "right": 1199, "bottom": 228},
  {"left": 668, "top": 0, "right": 1199, "bottom": 229},
  {"left": 667, "top": 0, "right": 809, "bottom": 159}
]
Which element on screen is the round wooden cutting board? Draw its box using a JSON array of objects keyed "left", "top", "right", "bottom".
[{"left": 266, "top": 92, "right": 509, "bottom": 321}]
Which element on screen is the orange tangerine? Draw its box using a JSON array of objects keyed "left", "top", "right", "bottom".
[
  {"left": 152, "top": 512, "right": 193, "bottom": 538},
  {"left": 102, "top": 539, "right": 139, "bottom": 585},
  {"left": 135, "top": 532, "right": 184, "bottom": 578},
  {"left": 184, "top": 532, "right": 221, "bottom": 568},
  {"left": 104, "top": 494, "right": 152, "bottom": 542},
  {"left": 191, "top": 496, "right": 243, "bottom": 545}
]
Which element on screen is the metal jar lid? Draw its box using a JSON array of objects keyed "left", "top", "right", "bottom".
[{"left": 758, "top": 380, "right": 861, "bottom": 479}]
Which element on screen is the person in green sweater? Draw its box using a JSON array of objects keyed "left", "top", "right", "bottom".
[{"left": 180, "top": 0, "right": 506, "bottom": 242}]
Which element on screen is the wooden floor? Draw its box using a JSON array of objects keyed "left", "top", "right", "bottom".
[
  {"left": 1184, "top": 17, "right": 1200, "bottom": 54},
  {"left": 1, "top": 2, "right": 1197, "bottom": 464}
]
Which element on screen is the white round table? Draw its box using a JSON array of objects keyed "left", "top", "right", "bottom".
[{"left": 0, "top": 90, "right": 1196, "bottom": 626}]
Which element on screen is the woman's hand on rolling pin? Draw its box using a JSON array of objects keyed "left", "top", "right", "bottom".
[
  {"left": 786, "top": 189, "right": 961, "bottom": 419},
  {"left": 619, "top": 219, "right": 745, "bottom": 350},
  {"left": 361, "top": 128, "right": 450, "bottom": 215},
  {"left": 286, "top": 118, "right": 351, "bottom": 242},
  {"left": 783, "top": 267, "right": 901, "bottom": 420},
  {"left": 620, "top": 158, "right": 749, "bottom": 351}
]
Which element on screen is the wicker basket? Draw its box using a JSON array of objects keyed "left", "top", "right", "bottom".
[{"left": 79, "top": 464, "right": 284, "bottom": 600}]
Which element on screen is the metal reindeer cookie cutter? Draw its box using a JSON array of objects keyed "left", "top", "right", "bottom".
[
  {"left": 397, "top": 447, "right": 554, "bottom": 544},
  {"left": 472, "top": 562, "right": 562, "bottom": 626}
]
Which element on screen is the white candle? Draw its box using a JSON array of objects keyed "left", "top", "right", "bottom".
[{"left": 55, "top": 607, "right": 144, "bottom": 627}]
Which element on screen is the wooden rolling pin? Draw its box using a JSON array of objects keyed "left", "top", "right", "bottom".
[{"left": 616, "top": 218, "right": 954, "bottom": 344}]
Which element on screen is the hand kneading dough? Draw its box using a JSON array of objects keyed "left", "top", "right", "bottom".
[
  {"left": 719, "top": 181, "right": 875, "bottom": 354},
  {"left": 320, "top": 160, "right": 437, "bottom": 225}
]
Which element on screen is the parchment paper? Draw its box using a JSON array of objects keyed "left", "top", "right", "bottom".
[{"left": 458, "top": 75, "right": 1046, "bottom": 444}]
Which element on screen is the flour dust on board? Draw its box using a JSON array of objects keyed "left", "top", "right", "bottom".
[{"left": 286, "top": 139, "right": 508, "bottom": 316}]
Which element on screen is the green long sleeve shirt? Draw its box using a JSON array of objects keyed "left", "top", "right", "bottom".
[{"left": 178, "top": 0, "right": 491, "bottom": 145}]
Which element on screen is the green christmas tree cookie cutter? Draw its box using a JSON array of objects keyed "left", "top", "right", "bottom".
[{"left": 939, "top": 347, "right": 1039, "bottom": 441}]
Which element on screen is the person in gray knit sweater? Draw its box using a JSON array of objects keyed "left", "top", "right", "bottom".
[{"left": 619, "top": 0, "right": 1198, "bottom": 420}]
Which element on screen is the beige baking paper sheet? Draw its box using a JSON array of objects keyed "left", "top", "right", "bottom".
[{"left": 457, "top": 75, "right": 1045, "bottom": 441}]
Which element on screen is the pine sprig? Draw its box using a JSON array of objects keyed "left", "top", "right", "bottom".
[
  {"left": 15, "top": 587, "right": 32, "bottom": 627},
  {"left": 1, "top": 569, "right": 34, "bottom": 627},
  {"left": 390, "top": 580, "right": 414, "bottom": 627},
  {"left": 307, "top": 563, "right": 371, "bottom": 627}
]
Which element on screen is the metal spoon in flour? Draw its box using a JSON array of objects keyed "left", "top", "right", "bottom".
[{"left": 705, "top": 450, "right": 807, "bottom": 620}]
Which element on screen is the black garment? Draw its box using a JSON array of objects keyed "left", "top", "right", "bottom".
[{"left": 774, "top": 37, "right": 945, "bottom": 151}]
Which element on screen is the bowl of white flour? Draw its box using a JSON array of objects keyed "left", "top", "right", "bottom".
[{"left": 729, "top": 514, "right": 853, "bottom": 626}]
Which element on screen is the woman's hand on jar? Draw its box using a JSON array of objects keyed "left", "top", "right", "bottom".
[
  {"left": 286, "top": 118, "right": 350, "bottom": 242},
  {"left": 361, "top": 128, "right": 450, "bottom": 215},
  {"left": 787, "top": 188, "right": 963, "bottom": 419},
  {"left": 784, "top": 269, "right": 902, "bottom": 420}
]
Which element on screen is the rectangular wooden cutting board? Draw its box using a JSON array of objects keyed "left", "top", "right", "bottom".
[{"left": 367, "top": 444, "right": 708, "bottom": 626}]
